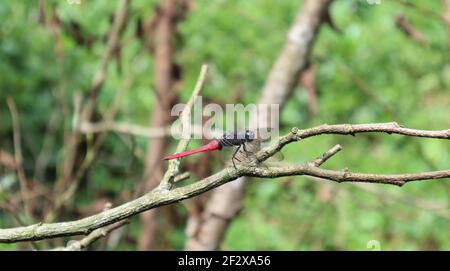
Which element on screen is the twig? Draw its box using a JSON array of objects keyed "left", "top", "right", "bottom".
[
  {"left": 75, "top": 120, "right": 209, "bottom": 139},
  {"left": 53, "top": 220, "right": 129, "bottom": 251},
  {"left": 82, "top": 0, "right": 128, "bottom": 119},
  {"left": 0, "top": 123, "right": 449, "bottom": 243},
  {"left": 298, "top": 122, "right": 450, "bottom": 139},
  {"left": 394, "top": 15, "right": 427, "bottom": 45},
  {"left": 174, "top": 172, "right": 190, "bottom": 183},
  {"left": 6, "top": 97, "right": 32, "bottom": 219},
  {"left": 246, "top": 164, "right": 450, "bottom": 186},
  {"left": 158, "top": 64, "right": 209, "bottom": 190},
  {"left": 48, "top": 75, "right": 133, "bottom": 222},
  {"left": 312, "top": 144, "right": 342, "bottom": 167},
  {"left": 34, "top": 110, "right": 61, "bottom": 181}
]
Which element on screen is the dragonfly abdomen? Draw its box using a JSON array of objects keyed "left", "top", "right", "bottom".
[{"left": 163, "top": 140, "right": 222, "bottom": 160}]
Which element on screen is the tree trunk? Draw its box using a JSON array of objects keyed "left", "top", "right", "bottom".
[{"left": 138, "top": 0, "right": 188, "bottom": 250}]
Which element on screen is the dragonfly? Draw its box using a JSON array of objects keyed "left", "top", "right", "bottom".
[{"left": 163, "top": 130, "right": 257, "bottom": 168}]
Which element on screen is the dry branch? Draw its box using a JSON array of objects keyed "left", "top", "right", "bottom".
[
  {"left": 159, "top": 64, "right": 209, "bottom": 190},
  {"left": 6, "top": 97, "right": 32, "bottom": 220},
  {"left": 53, "top": 220, "right": 129, "bottom": 251}
]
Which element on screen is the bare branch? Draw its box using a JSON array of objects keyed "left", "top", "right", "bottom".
[
  {"left": 78, "top": 121, "right": 170, "bottom": 138},
  {"left": 159, "top": 64, "right": 208, "bottom": 190},
  {"left": 297, "top": 122, "right": 450, "bottom": 139},
  {"left": 83, "top": 0, "right": 128, "bottom": 117},
  {"left": 312, "top": 144, "right": 342, "bottom": 167},
  {"left": 395, "top": 15, "right": 427, "bottom": 45},
  {"left": 53, "top": 220, "right": 129, "bottom": 251},
  {"left": 173, "top": 172, "right": 190, "bottom": 183},
  {"left": 245, "top": 164, "right": 450, "bottom": 187},
  {"left": 256, "top": 122, "right": 450, "bottom": 162},
  {"left": 6, "top": 97, "right": 32, "bottom": 219},
  {"left": 74, "top": 120, "right": 210, "bottom": 139}
]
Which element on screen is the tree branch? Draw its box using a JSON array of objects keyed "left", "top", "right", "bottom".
[
  {"left": 297, "top": 122, "right": 450, "bottom": 139},
  {"left": 74, "top": 121, "right": 208, "bottom": 139},
  {"left": 256, "top": 123, "right": 450, "bottom": 162},
  {"left": 245, "top": 164, "right": 450, "bottom": 186},
  {"left": 0, "top": 122, "right": 448, "bottom": 243},
  {"left": 52, "top": 220, "right": 129, "bottom": 251},
  {"left": 312, "top": 144, "right": 342, "bottom": 167}
]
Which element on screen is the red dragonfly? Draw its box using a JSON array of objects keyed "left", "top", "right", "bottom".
[{"left": 163, "top": 130, "right": 255, "bottom": 168}]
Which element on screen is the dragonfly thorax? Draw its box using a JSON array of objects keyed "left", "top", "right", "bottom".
[{"left": 219, "top": 130, "right": 255, "bottom": 147}]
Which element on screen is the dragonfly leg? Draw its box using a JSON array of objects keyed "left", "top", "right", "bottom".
[
  {"left": 232, "top": 145, "right": 241, "bottom": 169},
  {"left": 242, "top": 143, "right": 248, "bottom": 154},
  {"left": 242, "top": 142, "right": 254, "bottom": 156}
]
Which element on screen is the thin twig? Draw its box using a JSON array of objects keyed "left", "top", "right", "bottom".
[
  {"left": 312, "top": 144, "right": 342, "bottom": 167},
  {"left": 75, "top": 121, "right": 209, "bottom": 139},
  {"left": 395, "top": 15, "right": 428, "bottom": 45},
  {"left": 78, "top": 121, "right": 169, "bottom": 136},
  {"left": 174, "top": 172, "right": 190, "bottom": 183},
  {"left": 246, "top": 164, "right": 450, "bottom": 186},
  {"left": 34, "top": 110, "right": 61, "bottom": 181},
  {"left": 53, "top": 220, "right": 129, "bottom": 251},
  {"left": 82, "top": 0, "right": 128, "bottom": 119},
  {"left": 6, "top": 97, "right": 32, "bottom": 220},
  {"left": 158, "top": 64, "right": 209, "bottom": 190},
  {"left": 48, "top": 76, "right": 133, "bottom": 222}
]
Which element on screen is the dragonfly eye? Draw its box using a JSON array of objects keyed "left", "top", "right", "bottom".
[{"left": 245, "top": 130, "right": 255, "bottom": 141}]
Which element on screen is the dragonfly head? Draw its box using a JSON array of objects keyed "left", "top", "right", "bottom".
[{"left": 244, "top": 130, "right": 255, "bottom": 142}]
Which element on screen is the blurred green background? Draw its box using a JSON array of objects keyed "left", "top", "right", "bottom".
[{"left": 0, "top": 0, "right": 449, "bottom": 250}]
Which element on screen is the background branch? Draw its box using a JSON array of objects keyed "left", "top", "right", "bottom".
[
  {"left": 6, "top": 97, "right": 32, "bottom": 220},
  {"left": 53, "top": 220, "right": 129, "bottom": 251},
  {"left": 54, "top": 0, "right": 129, "bottom": 219}
]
